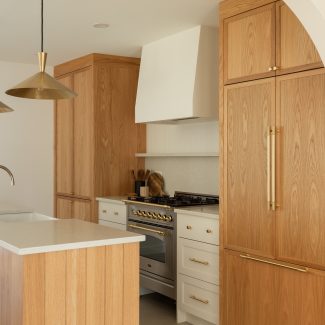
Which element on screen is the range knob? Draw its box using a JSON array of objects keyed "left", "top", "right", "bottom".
[
  {"left": 166, "top": 216, "right": 173, "bottom": 222},
  {"left": 132, "top": 210, "right": 137, "bottom": 215},
  {"left": 157, "top": 214, "right": 163, "bottom": 221},
  {"left": 142, "top": 211, "right": 148, "bottom": 217},
  {"left": 162, "top": 215, "right": 168, "bottom": 221},
  {"left": 152, "top": 213, "right": 158, "bottom": 219},
  {"left": 136, "top": 210, "right": 141, "bottom": 216},
  {"left": 146, "top": 212, "right": 153, "bottom": 218}
]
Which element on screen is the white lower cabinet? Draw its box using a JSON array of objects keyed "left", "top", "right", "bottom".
[
  {"left": 177, "top": 211, "right": 219, "bottom": 325},
  {"left": 97, "top": 198, "right": 127, "bottom": 230}
]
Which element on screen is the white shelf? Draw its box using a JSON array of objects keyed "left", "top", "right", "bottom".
[{"left": 135, "top": 152, "right": 219, "bottom": 158}]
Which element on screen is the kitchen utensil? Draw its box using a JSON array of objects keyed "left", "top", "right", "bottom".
[
  {"left": 137, "top": 169, "right": 145, "bottom": 180},
  {"left": 147, "top": 172, "right": 166, "bottom": 197},
  {"left": 144, "top": 169, "right": 151, "bottom": 182},
  {"left": 131, "top": 169, "right": 136, "bottom": 180},
  {"left": 140, "top": 186, "right": 149, "bottom": 197}
]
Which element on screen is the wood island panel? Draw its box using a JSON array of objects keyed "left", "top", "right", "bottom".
[{"left": 0, "top": 243, "right": 140, "bottom": 325}]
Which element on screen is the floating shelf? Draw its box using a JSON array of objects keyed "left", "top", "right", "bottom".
[{"left": 135, "top": 152, "right": 219, "bottom": 158}]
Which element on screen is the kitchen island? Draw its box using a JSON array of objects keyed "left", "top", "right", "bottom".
[{"left": 0, "top": 215, "right": 145, "bottom": 325}]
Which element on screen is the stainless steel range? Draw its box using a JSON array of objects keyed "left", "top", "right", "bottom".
[{"left": 125, "top": 191, "right": 219, "bottom": 300}]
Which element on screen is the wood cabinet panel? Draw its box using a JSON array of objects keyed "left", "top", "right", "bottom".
[
  {"left": 73, "top": 68, "right": 94, "bottom": 198},
  {"left": 224, "top": 79, "right": 275, "bottom": 257},
  {"left": 224, "top": 250, "right": 325, "bottom": 325},
  {"left": 276, "top": 2, "right": 323, "bottom": 75},
  {"left": 276, "top": 69, "right": 325, "bottom": 269},
  {"left": 224, "top": 4, "right": 275, "bottom": 84},
  {"left": 56, "top": 75, "right": 74, "bottom": 195},
  {"left": 224, "top": 251, "right": 276, "bottom": 325},
  {"left": 73, "top": 199, "right": 92, "bottom": 222},
  {"left": 56, "top": 196, "right": 73, "bottom": 219}
]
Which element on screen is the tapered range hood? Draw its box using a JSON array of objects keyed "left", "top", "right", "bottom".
[{"left": 135, "top": 26, "right": 218, "bottom": 124}]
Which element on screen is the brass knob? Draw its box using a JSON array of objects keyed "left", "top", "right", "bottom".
[
  {"left": 273, "top": 66, "right": 279, "bottom": 71},
  {"left": 102, "top": 210, "right": 107, "bottom": 213},
  {"left": 163, "top": 215, "right": 168, "bottom": 221},
  {"left": 268, "top": 67, "right": 273, "bottom": 72},
  {"left": 187, "top": 225, "right": 192, "bottom": 230},
  {"left": 114, "top": 211, "right": 119, "bottom": 216},
  {"left": 132, "top": 210, "right": 137, "bottom": 215},
  {"left": 142, "top": 211, "right": 148, "bottom": 217},
  {"left": 166, "top": 216, "right": 172, "bottom": 222},
  {"left": 152, "top": 213, "right": 158, "bottom": 219},
  {"left": 157, "top": 214, "right": 163, "bottom": 220},
  {"left": 206, "top": 229, "right": 212, "bottom": 234}
]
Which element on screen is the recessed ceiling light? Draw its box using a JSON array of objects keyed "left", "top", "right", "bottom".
[{"left": 93, "top": 23, "right": 110, "bottom": 29}]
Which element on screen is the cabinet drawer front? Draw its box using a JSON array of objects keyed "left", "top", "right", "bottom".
[
  {"left": 177, "top": 274, "right": 219, "bottom": 324},
  {"left": 178, "top": 214, "right": 219, "bottom": 245},
  {"left": 178, "top": 238, "right": 219, "bottom": 285},
  {"left": 99, "top": 219, "right": 126, "bottom": 231},
  {"left": 98, "top": 202, "right": 127, "bottom": 224}
]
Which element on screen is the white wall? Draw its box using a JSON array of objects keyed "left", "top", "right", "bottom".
[
  {"left": 145, "top": 121, "right": 219, "bottom": 195},
  {"left": 0, "top": 61, "right": 54, "bottom": 215}
]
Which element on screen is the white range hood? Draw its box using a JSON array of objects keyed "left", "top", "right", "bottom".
[{"left": 135, "top": 26, "right": 218, "bottom": 124}]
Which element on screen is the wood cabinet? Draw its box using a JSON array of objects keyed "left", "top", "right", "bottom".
[
  {"left": 56, "top": 196, "right": 92, "bottom": 221},
  {"left": 224, "top": 4, "right": 276, "bottom": 84},
  {"left": 276, "top": 69, "right": 325, "bottom": 269},
  {"left": 224, "top": 250, "right": 325, "bottom": 325},
  {"left": 223, "top": 1, "right": 323, "bottom": 84},
  {"left": 54, "top": 54, "right": 146, "bottom": 222},
  {"left": 276, "top": 1, "right": 322, "bottom": 75},
  {"left": 220, "top": 1, "right": 325, "bottom": 324},
  {"left": 224, "top": 78, "right": 275, "bottom": 257}
]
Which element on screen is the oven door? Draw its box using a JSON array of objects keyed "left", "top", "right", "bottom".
[{"left": 128, "top": 220, "right": 175, "bottom": 280}]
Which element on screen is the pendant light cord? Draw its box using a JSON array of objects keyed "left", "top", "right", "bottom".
[{"left": 41, "top": 0, "right": 44, "bottom": 52}]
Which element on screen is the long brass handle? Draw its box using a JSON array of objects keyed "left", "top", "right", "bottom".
[
  {"left": 189, "top": 258, "right": 209, "bottom": 266},
  {"left": 240, "top": 254, "right": 308, "bottom": 273},
  {"left": 271, "top": 127, "right": 276, "bottom": 211},
  {"left": 267, "top": 128, "right": 271, "bottom": 209},
  {"left": 128, "top": 224, "right": 166, "bottom": 237},
  {"left": 190, "top": 295, "right": 209, "bottom": 305}
]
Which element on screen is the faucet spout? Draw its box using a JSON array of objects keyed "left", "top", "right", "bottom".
[{"left": 0, "top": 165, "right": 15, "bottom": 186}]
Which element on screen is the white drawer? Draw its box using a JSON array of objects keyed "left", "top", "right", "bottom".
[
  {"left": 99, "top": 219, "right": 127, "bottom": 231},
  {"left": 177, "top": 274, "right": 219, "bottom": 324},
  {"left": 98, "top": 202, "right": 126, "bottom": 224},
  {"left": 177, "top": 213, "right": 219, "bottom": 245},
  {"left": 178, "top": 238, "right": 219, "bottom": 285}
]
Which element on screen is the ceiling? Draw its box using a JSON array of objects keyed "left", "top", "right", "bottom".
[{"left": 0, "top": 0, "right": 219, "bottom": 66}]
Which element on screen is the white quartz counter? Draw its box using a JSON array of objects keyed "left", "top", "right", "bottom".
[
  {"left": 175, "top": 205, "right": 219, "bottom": 219},
  {"left": 96, "top": 196, "right": 127, "bottom": 205},
  {"left": 0, "top": 219, "right": 145, "bottom": 255}
]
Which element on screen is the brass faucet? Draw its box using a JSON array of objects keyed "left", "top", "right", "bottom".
[{"left": 0, "top": 165, "right": 15, "bottom": 186}]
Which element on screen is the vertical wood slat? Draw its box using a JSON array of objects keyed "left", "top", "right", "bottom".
[
  {"left": 86, "top": 246, "right": 106, "bottom": 325},
  {"left": 45, "top": 251, "right": 66, "bottom": 325},
  {"left": 0, "top": 247, "right": 23, "bottom": 325},
  {"left": 23, "top": 254, "right": 45, "bottom": 325},
  {"left": 66, "top": 249, "right": 87, "bottom": 325},
  {"left": 123, "top": 243, "right": 140, "bottom": 325},
  {"left": 105, "top": 245, "right": 124, "bottom": 325}
]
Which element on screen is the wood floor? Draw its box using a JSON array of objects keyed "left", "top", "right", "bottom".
[{"left": 140, "top": 293, "right": 189, "bottom": 325}]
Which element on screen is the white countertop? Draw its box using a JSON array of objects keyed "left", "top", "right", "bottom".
[
  {"left": 0, "top": 219, "right": 145, "bottom": 255},
  {"left": 175, "top": 205, "right": 219, "bottom": 219},
  {"left": 96, "top": 196, "right": 127, "bottom": 205}
]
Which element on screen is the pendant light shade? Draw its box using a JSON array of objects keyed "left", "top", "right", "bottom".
[
  {"left": 0, "top": 101, "right": 14, "bottom": 113},
  {"left": 6, "top": 53, "right": 77, "bottom": 100},
  {"left": 5, "top": 0, "right": 77, "bottom": 100}
]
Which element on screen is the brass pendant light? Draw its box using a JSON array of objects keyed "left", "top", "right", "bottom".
[
  {"left": 6, "top": 0, "right": 77, "bottom": 100},
  {"left": 0, "top": 101, "right": 14, "bottom": 113}
]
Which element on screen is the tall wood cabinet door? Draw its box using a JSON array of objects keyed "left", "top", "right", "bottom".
[
  {"left": 55, "top": 75, "right": 74, "bottom": 195},
  {"left": 73, "top": 200, "right": 92, "bottom": 222},
  {"left": 73, "top": 68, "right": 94, "bottom": 199},
  {"left": 224, "top": 78, "right": 276, "bottom": 257},
  {"left": 276, "top": 69, "right": 325, "bottom": 269},
  {"left": 276, "top": 2, "right": 323, "bottom": 75},
  {"left": 223, "top": 250, "right": 276, "bottom": 325},
  {"left": 224, "top": 4, "right": 276, "bottom": 84},
  {"left": 56, "top": 196, "right": 73, "bottom": 219}
]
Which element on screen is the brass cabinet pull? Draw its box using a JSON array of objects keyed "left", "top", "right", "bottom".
[
  {"left": 189, "top": 257, "right": 209, "bottom": 266},
  {"left": 129, "top": 224, "right": 166, "bottom": 237},
  {"left": 267, "top": 127, "right": 276, "bottom": 211},
  {"left": 271, "top": 127, "right": 276, "bottom": 211},
  {"left": 186, "top": 225, "right": 192, "bottom": 230},
  {"left": 102, "top": 210, "right": 107, "bottom": 213},
  {"left": 206, "top": 229, "right": 213, "bottom": 234},
  {"left": 190, "top": 295, "right": 209, "bottom": 304},
  {"left": 114, "top": 211, "right": 119, "bottom": 216},
  {"left": 240, "top": 254, "right": 308, "bottom": 273}
]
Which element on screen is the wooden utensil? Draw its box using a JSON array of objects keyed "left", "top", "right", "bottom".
[{"left": 137, "top": 169, "right": 145, "bottom": 180}]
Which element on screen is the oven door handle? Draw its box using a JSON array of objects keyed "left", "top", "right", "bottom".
[{"left": 128, "top": 224, "right": 166, "bottom": 237}]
